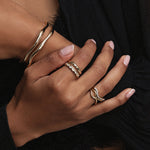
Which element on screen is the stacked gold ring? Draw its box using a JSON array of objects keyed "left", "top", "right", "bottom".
[
  {"left": 65, "top": 61, "right": 82, "bottom": 78},
  {"left": 69, "top": 61, "right": 82, "bottom": 75},
  {"left": 90, "top": 87, "right": 105, "bottom": 104}
]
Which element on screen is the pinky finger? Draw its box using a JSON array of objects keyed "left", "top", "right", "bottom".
[{"left": 86, "top": 88, "right": 135, "bottom": 120}]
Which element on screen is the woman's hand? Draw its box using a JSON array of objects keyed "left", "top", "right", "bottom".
[{"left": 7, "top": 40, "right": 135, "bottom": 147}]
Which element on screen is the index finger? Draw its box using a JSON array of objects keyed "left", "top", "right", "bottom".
[{"left": 53, "top": 39, "right": 97, "bottom": 82}]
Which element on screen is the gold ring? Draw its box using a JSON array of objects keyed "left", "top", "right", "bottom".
[
  {"left": 69, "top": 61, "right": 82, "bottom": 75},
  {"left": 65, "top": 62, "right": 82, "bottom": 78},
  {"left": 90, "top": 87, "right": 105, "bottom": 104}
]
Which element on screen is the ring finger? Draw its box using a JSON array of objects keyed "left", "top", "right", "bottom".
[{"left": 80, "top": 55, "right": 131, "bottom": 107}]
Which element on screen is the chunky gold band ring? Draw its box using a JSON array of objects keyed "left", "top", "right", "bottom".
[
  {"left": 65, "top": 62, "right": 82, "bottom": 78},
  {"left": 90, "top": 87, "right": 105, "bottom": 104},
  {"left": 69, "top": 61, "right": 82, "bottom": 75}
]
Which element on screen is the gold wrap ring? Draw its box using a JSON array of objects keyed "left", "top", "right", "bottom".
[{"left": 90, "top": 87, "right": 105, "bottom": 104}]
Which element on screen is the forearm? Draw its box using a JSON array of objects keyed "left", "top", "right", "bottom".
[
  {"left": 0, "top": 0, "right": 45, "bottom": 60},
  {"left": 0, "top": 18, "right": 73, "bottom": 61},
  {"left": 0, "top": 0, "right": 64, "bottom": 60},
  {"left": 0, "top": 0, "right": 73, "bottom": 61}
]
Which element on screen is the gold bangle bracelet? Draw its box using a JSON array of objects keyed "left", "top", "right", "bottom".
[
  {"left": 24, "top": 23, "right": 49, "bottom": 62},
  {"left": 28, "top": 27, "right": 54, "bottom": 66}
]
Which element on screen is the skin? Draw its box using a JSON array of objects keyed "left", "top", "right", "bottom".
[
  {"left": 12, "top": 0, "right": 59, "bottom": 22},
  {"left": 0, "top": 0, "right": 135, "bottom": 148},
  {"left": 7, "top": 40, "right": 133, "bottom": 146},
  {"left": 0, "top": 0, "right": 72, "bottom": 60}
]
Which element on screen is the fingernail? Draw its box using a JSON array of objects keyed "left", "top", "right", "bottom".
[
  {"left": 109, "top": 41, "right": 114, "bottom": 50},
  {"left": 60, "top": 45, "right": 74, "bottom": 56},
  {"left": 126, "top": 89, "right": 136, "bottom": 98},
  {"left": 86, "top": 39, "right": 96, "bottom": 45},
  {"left": 91, "top": 39, "right": 97, "bottom": 44},
  {"left": 124, "top": 55, "right": 130, "bottom": 66}
]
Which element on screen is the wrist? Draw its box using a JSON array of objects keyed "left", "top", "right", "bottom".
[
  {"left": 0, "top": 1, "right": 45, "bottom": 60},
  {"left": 15, "top": 17, "right": 45, "bottom": 61}
]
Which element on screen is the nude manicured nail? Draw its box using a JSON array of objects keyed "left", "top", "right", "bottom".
[
  {"left": 126, "top": 89, "right": 136, "bottom": 98},
  {"left": 60, "top": 45, "right": 74, "bottom": 56},
  {"left": 86, "top": 39, "right": 96, "bottom": 44},
  {"left": 124, "top": 55, "right": 130, "bottom": 66},
  {"left": 91, "top": 39, "right": 97, "bottom": 44},
  {"left": 109, "top": 41, "right": 114, "bottom": 50}
]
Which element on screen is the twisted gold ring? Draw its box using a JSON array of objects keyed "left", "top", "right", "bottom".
[{"left": 90, "top": 87, "right": 105, "bottom": 104}]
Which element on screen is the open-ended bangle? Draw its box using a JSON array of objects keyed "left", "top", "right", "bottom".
[
  {"left": 24, "top": 23, "right": 49, "bottom": 62},
  {"left": 28, "top": 27, "right": 54, "bottom": 66}
]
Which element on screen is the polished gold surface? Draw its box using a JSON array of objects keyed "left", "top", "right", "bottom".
[
  {"left": 28, "top": 28, "right": 54, "bottom": 66},
  {"left": 65, "top": 62, "right": 81, "bottom": 78},
  {"left": 24, "top": 23, "right": 49, "bottom": 62},
  {"left": 90, "top": 87, "right": 105, "bottom": 104},
  {"left": 69, "top": 61, "right": 82, "bottom": 75}
]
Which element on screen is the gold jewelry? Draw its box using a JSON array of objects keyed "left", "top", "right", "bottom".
[
  {"left": 65, "top": 62, "right": 80, "bottom": 78},
  {"left": 90, "top": 88, "right": 98, "bottom": 104},
  {"left": 65, "top": 62, "right": 81, "bottom": 78},
  {"left": 90, "top": 87, "right": 105, "bottom": 104},
  {"left": 24, "top": 23, "right": 49, "bottom": 62},
  {"left": 28, "top": 28, "right": 54, "bottom": 66},
  {"left": 69, "top": 61, "right": 82, "bottom": 75}
]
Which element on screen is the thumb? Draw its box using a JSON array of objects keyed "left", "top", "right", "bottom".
[{"left": 25, "top": 45, "right": 74, "bottom": 81}]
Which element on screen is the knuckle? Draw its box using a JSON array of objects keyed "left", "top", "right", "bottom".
[
  {"left": 48, "top": 78, "right": 64, "bottom": 93},
  {"left": 48, "top": 79, "right": 77, "bottom": 109},
  {"left": 116, "top": 96, "right": 124, "bottom": 105},
  {"left": 99, "top": 61, "right": 108, "bottom": 73},
  {"left": 101, "top": 106, "right": 109, "bottom": 114},
  {"left": 93, "top": 63, "right": 107, "bottom": 77},
  {"left": 79, "top": 50, "right": 92, "bottom": 62},
  {"left": 100, "top": 83, "right": 113, "bottom": 95},
  {"left": 63, "top": 93, "right": 76, "bottom": 109},
  {"left": 46, "top": 53, "right": 63, "bottom": 66}
]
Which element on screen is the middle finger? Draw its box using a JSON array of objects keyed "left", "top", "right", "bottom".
[{"left": 77, "top": 41, "right": 114, "bottom": 92}]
